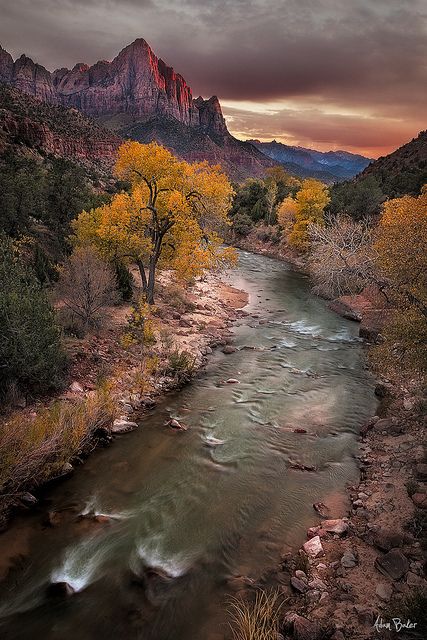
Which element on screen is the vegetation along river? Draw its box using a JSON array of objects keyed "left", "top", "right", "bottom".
[{"left": 0, "top": 251, "right": 377, "bottom": 639}]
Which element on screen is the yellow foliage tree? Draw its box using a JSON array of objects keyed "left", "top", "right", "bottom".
[
  {"left": 373, "top": 187, "right": 427, "bottom": 372},
  {"left": 278, "top": 179, "right": 330, "bottom": 251},
  {"left": 73, "top": 141, "right": 236, "bottom": 303},
  {"left": 375, "top": 187, "right": 427, "bottom": 314},
  {"left": 277, "top": 196, "right": 299, "bottom": 237}
]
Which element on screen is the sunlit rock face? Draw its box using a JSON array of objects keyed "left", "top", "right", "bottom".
[
  {"left": 0, "top": 40, "right": 274, "bottom": 179},
  {"left": 1, "top": 39, "right": 226, "bottom": 134}
]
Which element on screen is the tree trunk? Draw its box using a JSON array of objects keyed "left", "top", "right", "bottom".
[
  {"left": 146, "top": 255, "right": 157, "bottom": 305},
  {"left": 136, "top": 260, "right": 148, "bottom": 295}
]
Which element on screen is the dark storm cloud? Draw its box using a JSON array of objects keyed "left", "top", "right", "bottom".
[{"left": 0, "top": 0, "right": 425, "bottom": 155}]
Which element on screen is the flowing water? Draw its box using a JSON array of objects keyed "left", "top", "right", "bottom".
[{"left": 0, "top": 251, "right": 377, "bottom": 639}]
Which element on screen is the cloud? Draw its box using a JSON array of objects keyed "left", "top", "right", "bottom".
[{"left": 0, "top": 0, "right": 425, "bottom": 156}]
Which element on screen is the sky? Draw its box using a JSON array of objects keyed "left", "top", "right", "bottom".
[{"left": 0, "top": 0, "right": 426, "bottom": 158}]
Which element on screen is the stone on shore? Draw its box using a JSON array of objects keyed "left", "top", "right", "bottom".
[
  {"left": 375, "top": 582, "right": 393, "bottom": 601},
  {"left": 303, "top": 536, "right": 324, "bottom": 558},
  {"left": 411, "top": 493, "right": 427, "bottom": 509},
  {"left": 222, "top": 345, "right": 237, "bottom": 354},
  {"left": 375, "top": 549, "right": 409, "bottom": 580},
  {"left": 111, "top": 419, "right": 138, "bottom": 434},
  {"left": 291, "top": 576, "right": 308, "bottom": 593}
]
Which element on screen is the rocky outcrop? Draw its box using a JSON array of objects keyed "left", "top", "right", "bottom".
[
  {"left": 0, "top": 85, "right": 121, "bottom": 174},
  {"left": 0, "top": 39, "right": 228, "bottom": 133},
  {"left": 0, "top": 39, "right": 274, "bottom": 179}
]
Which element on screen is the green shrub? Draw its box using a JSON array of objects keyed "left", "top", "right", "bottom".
[
  {"left": 166, "top": 349, "right": 196, "bottom": 382},
  {"left": 0, "top": 235, "right": 66, "bottom": 398}
]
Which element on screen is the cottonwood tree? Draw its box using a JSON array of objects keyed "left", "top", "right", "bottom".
[
  {"left": 74, "top": 141, "right": 235, "bottom": 304},
  {"left": 57, "top": 247, "right": 118, "bottom": 333},
  {"left": 278, "top": 179, "right": 330, "bottom": 251}
]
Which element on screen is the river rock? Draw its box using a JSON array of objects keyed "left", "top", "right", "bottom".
[
  {"left": 411, "top": 493, "right": 427, "bottom": 509},
  {"left": 20, "top": 492, "right": 38, "bottom": 507},
  {"left": 375, "top": 549, "right": 409, "bottom": 580},
  {"left": 69, "top": 381, "right": 84, "bottom": 393},
  {"left": 322, "top": 519, "right": 349, "bottom": 536},
  {"left": 226, "top": 378, "right": 240, "bottom": 384},
  {"left": 373, "top": 529, "right": 404, "bottom": 552},
  {"left": 295, "top": 570, "right": 308, "bottom": 582},
  {"left": 59, "top": 462, "right": 74, "bottom": 477},
  {"left": 313, "top": 502, "right": 329, "bottom": 517},
  {"left": 291, "top": 576, "right": 308, "bottom": 593},
  {"left": 373, "top": 418, "right": 393, "bottom": 432},
  {"left": 303, "top": 536, "right": 324, "bottom": 558},
  {"left": 283, "top": 612, "right": 333, "bottom": 640},
  {"left": 222, "top": 345, "right": 237, "bottom": 354},
  {"left": 415, "top": 463, "right": 427, "bottom": 480},
  {"left": 308, "top": 578, "right": 328, "bottom": 591},
  {"left": 47, "top": 581, "right": 75, "bottom": 597},
  {"left": 166, "top": 418, "right": 187, "bottom": 431},
  {"left": 406, "top": 571, "right": 423, "bottom": 587},
  {"left": 375, "top": 582, "right": 393, "bottom": 601},
  {"left": 111, "top": 419, "right": 138, "bottom": 433},
  {"left": 341, "top": 551, "right": 357, "bottom": 568}
]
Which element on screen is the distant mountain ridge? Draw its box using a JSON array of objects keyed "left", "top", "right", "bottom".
[
  {"left": 248, "top": 139, "right": 372, "bottom": 182},
  {"left": 353, "top": 129, "right": 427, "bottom": 197},
  {"left": 0, "top": 39, "right": 274, "bottom": 180}
]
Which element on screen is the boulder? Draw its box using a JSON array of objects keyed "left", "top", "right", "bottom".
[
  {"left": 291, "top": 576, "right": 308, "bottom": 593},
  {"left": 373, "top": 418, "right": 393, "bottom": 432},
  {"left": 111, "top": 419, "right": 138, "bottom": 434},
  {"left": 226, "top": 378, "right": 240, "bottom": 384},
  {"left": 341, "top": 551, "right": 357, "bottom": 569},
  {"left": 295, "top": 570, "right": 308, "bottom": 582},
  {"left": 303, "top": 536, "right": 324, "bottom": 558},
  {"left": 322, "top": 519, "right": 349, "bottom": 536},
  {"left": 222, "top": 345, "right": 237, "bottom": 354},
  {"left": 373, "top": 529, "right": 404, "bottom": 552},
  {"left": 411, "top": 493, "right": 427, "bottom": 509},
  {"left": 375, "top": 549, "right": 409, "bottom": 580},
  {"left": 283, "top": 612, "right": 334, "bottom": 640},
  {"left": 166, "top": 418, "right": 187, "bottom": 431}
]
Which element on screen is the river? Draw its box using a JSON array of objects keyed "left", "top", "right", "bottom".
[{"left": 0, "top": 251, "right": 377, "bottom": 639}]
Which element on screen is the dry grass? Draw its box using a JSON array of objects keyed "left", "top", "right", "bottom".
[
  {"left": 0, "top": 384, "right": 117, "bottom": 505},
  {"left": 228, "top": 589, "right": 284, "bottom": 640}
]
